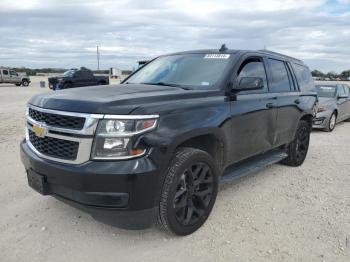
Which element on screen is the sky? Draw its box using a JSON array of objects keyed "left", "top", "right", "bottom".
[{"left": 0, "top": 0, "right": 350, "bottom": 72}]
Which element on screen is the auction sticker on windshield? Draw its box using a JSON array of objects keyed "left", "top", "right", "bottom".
[{"left": 204, "top": 54, "right": 230, "bottom": 59}]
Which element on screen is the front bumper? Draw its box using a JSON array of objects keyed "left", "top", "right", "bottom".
[
  {"left": 20, "top": 139, "right": 161, "bottom": 229},
  {"left": 312, "top": 110, "right": 331, "bottom": 129}
]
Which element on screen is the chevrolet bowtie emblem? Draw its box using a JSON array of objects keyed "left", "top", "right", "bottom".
[{"left": 32, "top": 124, "right": 47, "bottom": 138}]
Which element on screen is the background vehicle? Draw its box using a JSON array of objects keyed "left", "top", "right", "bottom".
[
  {"left": 313, "top": 82, "right": 350, "bottom": 131},
  {"left": 20, "top": 48, "right": 317, "bottom": 236},
  {"left": 109, "top": 67, "right": 122, "bottom": 79},
  {"left": 0, "top": 68, "right": 31, "bottom": 86},
  {"left": 48, "top": 67, "right": 109, "bottom": 90}
]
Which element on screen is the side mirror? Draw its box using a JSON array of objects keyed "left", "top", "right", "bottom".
[
  {"left": 338, "top": 94, "right": 348, "bottom": 99},
  {"left": 235, "top": 77, "right": 264, "bottom": 91}
]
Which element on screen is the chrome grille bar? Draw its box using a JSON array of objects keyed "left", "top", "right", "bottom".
[{"left": 26, "top": 105, "right": 103, "bottom": 164}]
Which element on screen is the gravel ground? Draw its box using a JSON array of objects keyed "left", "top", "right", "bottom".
[{"left": 0, "top": 78, "right": 349, "bottom": 262}]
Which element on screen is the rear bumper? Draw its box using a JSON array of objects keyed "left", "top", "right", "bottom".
[{"left": 20, "top": 139, "right": 161, "bottom": 229}]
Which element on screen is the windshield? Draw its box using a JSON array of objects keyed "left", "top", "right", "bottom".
[
  {"left": 62, "top": 70, "right": 76, "bottom": 77},
  {"left": 126, "top": 54, "right": 231, "bottom": 88},
  {"left": 315, "top": 85, "right": 337, "bottom": 98}
]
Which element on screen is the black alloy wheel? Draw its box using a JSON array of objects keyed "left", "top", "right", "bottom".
[
  {"left": 173, "top": 162, "right": 214, "bottom": 226},
  {"left": 282, "top": 120, "right": 310, "bottom": 167},
  {"left": 159, "top": 148, "right": 218, "bottom": 236},
  {"left": 295, "top": 124, "right": 310, "bottom": 163}
]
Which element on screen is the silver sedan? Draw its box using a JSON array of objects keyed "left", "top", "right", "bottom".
[{"left": 313, "top": 82, "right": 350, "bottom": 131}]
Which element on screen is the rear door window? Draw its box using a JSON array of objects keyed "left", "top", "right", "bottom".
[
  {"left": 342, "top": 85, "right": 350, "bottom": 97},
  {"left": 291, "top": 63, "right": 314, "bottom": 91},
  {"left": 267, "top": 59, "right": 291, "bottom": 92},
  {"left": 338, "top": 85, "right": 346, "bottom": 97},
  {"left": 3, "top": 70, "right": 9, "bottom": 75}
]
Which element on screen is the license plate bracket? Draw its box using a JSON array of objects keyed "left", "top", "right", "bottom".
[{"left": 27, "top": 169, "right": 50, "bottom": 195}]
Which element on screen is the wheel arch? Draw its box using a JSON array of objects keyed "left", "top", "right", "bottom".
[
  {"left": 170, "top": 129, "right": 226, "bottom": 171},
  {"left": 299, "top": 113, "right": 313, "bottom": 129}
]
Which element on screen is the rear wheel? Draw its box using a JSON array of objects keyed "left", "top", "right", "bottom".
[
  {"left": 21, "top": 80, "right": 29, "bottom": 86},
  {"left": 282, "top": 120, "right": 310, "bottom": 167},
  {"left": 159, "top": 148, "right": 218, "bottom": 236},
  {"left": 325, "top": 112, "right": 336, "bottom": 132},
  {"left": 15, "top": 83, "right": 21, "bottom": 86}
]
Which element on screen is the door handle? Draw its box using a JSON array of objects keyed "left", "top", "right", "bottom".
[
  {"left": 294, "top": 99, "right": 300, "bottom": 104},
  {"left": 266, "top": 102, "right": 275, "bottom": 108}
]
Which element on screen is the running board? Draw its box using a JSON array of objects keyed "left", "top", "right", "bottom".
[{"left": 220, "top": 149, "right": 288, "bottom": 184}]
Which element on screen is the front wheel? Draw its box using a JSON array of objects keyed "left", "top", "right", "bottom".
[
  {"left": 325, "top": 112, "right": 336, "bottom": 132},
  {"left": 159, "top": 148, "right": 218, "bottom": 236},
  {"left": 282, "top": 120, "right": 311, "bottom": 167}
]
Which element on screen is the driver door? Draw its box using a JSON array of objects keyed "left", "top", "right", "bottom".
[
  {"left": 228, "top": 56, "right": 278, "bottom": 164},
  {"left": 9, "top": 70, "right": 19, "bottom": 83}
]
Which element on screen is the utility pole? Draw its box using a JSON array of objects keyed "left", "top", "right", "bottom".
[{"left": 97, "top": 45, "right": 100, "bottom": 71}]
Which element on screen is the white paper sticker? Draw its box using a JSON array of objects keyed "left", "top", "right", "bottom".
[{"left": 204, "top": 54, "right": 230, "bottom": 59}]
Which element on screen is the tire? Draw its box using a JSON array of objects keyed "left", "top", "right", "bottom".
[
  {"left": 15, "top": 83, "right": 21, "bottom": 86},
  {"left": 282, "top": 120, "right": 311, "bottom": 167},
  {"left": 98, "top": 81, "right": 106, "bottom": 85},
  {"left": 159, "top": 147, "right": 219, "bottom": 236},
  {"left": 21, "top": 80, "right": 29, "bottom": 86},
  {"left": 325, "top": 112, "right": 336, "bottom": 132},
  {"left": 62, "top": 83, "right": 73, "bottom": 89}
]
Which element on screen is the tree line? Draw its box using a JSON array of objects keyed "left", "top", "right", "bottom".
[
  {"left": 311, "top": 69, "right": 350, "bottom": 80},
  {"left": 12, "top": 67, "right": 110, "bottom": 76}
]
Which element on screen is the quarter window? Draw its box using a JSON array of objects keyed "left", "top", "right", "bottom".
[
  {"left": 268, "top": 59, "right": 291, "bottom": 92},
  {"left": 237, "top": 59, "right": 268, "bottom": 92}
]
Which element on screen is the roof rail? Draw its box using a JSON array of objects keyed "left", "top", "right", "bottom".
[{"left": 258, "top": 50, "right": 303, "bottom": 64}]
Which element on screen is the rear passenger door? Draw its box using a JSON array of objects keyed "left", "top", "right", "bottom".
[
  {"left": 337, "top": 85, "right": 349, "bottom": 121},
  {"left": 228, "top": 56, "right": 278, "bottom": 163},
  {"left": 266, "top": 58, "right": 301, "bottom": 147},
  {"left": 342, "top": 85, "right": 350, "bottom": 119},
  {"left": 10, "top": 70, "right": 21, "bottom": 83}
]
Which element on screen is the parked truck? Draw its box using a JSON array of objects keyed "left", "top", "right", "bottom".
[
  {"left": 0, "top": 68, "right": 31, "bottom": 86},
  {"left": 48, "top": 67, "right": 109, "bottom": 90}
]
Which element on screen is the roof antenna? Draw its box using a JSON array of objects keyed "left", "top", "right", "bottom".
[{"left": 219, "top": 44, "right": 228, "bottom": 52}]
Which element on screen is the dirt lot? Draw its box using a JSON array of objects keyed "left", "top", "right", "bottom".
[{"left": 0, "top": 78, "right": 349, "bottom": 262}]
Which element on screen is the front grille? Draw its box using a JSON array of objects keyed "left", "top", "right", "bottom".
[
  {"left": 28, "top": 129, "right": 79, "bottom": 160},
  {"left": 29, "top": 108, "right": 85, "bottom": 130}
]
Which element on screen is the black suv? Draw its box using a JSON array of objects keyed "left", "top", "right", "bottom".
[{"left": 20, "top": 48, "right": 317, "bottom": 235}]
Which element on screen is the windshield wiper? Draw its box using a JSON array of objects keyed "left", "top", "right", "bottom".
[{"left": 141, "top": 82, "right": 191, "bottom": 90}]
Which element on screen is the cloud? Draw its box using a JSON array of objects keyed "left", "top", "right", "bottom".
[{"left": 0, "top": 0, "right": 349, "bottom": 72}]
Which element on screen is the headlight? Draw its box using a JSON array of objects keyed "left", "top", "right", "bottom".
[
  {"left": 91, "top": 116, "right": 158, "bottom": 159},
  {"left": 317, "top": 107, "right": 326, "bottom": 113}
]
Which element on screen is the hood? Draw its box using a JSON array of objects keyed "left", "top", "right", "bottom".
[
  {"left": 318, "top": 97, "right": 335, "bottom": 106},
  {"left": 29, "top": 84, "right": 215, "bottom": 115},
  {"left": 48, "top": 76, "right": 65, "bottom": 83}
]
